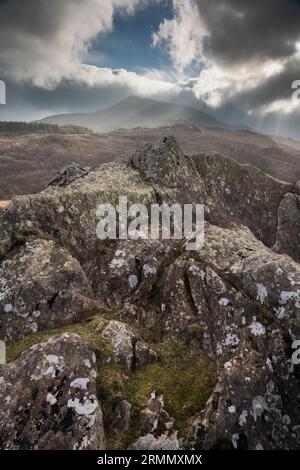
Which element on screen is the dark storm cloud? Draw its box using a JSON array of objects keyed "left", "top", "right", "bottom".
[
  {"left": 195, "top": 0, "right": 300, "bottom": 65},
  {"left": 227, "top": 58, "right": 300, "bottom": 111}
]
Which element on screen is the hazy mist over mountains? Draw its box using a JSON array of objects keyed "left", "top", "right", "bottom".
[{"left": 40, "top": 95, "right": 224, "bottom": 132}]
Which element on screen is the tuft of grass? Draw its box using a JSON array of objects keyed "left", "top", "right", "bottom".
[
  {"left": 6, "top": 314, "right": 109, "bottom": 363},
  {"left": 124, "top": 338, "right": 217, "bottom": 436},
  {"left": 6, "top": 318, "right": 217, "bottom": 447}
]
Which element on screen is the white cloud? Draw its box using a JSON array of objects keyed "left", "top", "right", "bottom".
[
  {"left": 152, "top": 0, "right": 205, "bottom": 74},
  {"left": 0, "top": 0, "right": 159, "bottom": 88},
  {"left": 152, "top": 0, "right": 300, "bottom": 114},
  {"left": 67, "top": 64, "right": 177, "bottom": 97}
]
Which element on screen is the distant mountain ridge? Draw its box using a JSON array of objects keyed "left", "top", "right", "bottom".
[{"left": 40, "top": 95, "right": 223, "bottom": 132}]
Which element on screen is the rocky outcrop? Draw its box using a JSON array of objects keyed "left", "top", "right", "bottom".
[
  {"left": 0, "top": 136, "right": 300, "bottom": 450},
  {"left": 101, "top": 320, "right": 157, "bottom": 370},
  {"left": 131, "top": 135, "right": 206, "bottom": 205},
  {"left": 0, "top": 334, "right": 104, "bottom": 450},
  {"left": 0, "top": 238, "right": 101, "bottom": 342},
  {"left": 130, "top": 432, "right": 181, "bottom": 450},
  {"left": 274, "top": 193, "right": 300, "bottom": 262},
  {"left": 194, "top": 151, "right": 292, "bottom": 248}
]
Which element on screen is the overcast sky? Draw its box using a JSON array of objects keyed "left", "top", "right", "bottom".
[{"left": 0, "top": 0, "right": 300, "bottom": 137}]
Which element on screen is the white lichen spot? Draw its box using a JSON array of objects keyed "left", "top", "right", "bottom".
[
  {"left": 224, "top": 361, "right": 232, "bottom": 369},
  {"left": 128, "top": 275, "right": 138, "bottom": 289},
  {"left": 225, "top": 333, "right": 239, "bottom": 347},
  {"left": 256, "top": 283, "right": 268, "bottom": 304},
  {"left": 232, "top": 433, "right": 239, "bottom": 449},
  {"left": 110, "top": 258, "right": 125, "bottom": 269},
  {"left": 115, "top": 250, "right": 125, "bottom": 257},
  {"left": 46, "top": 354, "right": 59, "bottom": 365},
  {"left": 219, "top": 298, "right": 230, "bottom": 306},
  {"left": 228, "top": 405, "right": 236, "bottom": 414},
  {"left": 252, "top": 396, "right": 268, "bottom": 421},
  {"left": 255, "top": 443, "right": 264, "bottom": 450},
  {"left": 239, "top": 410, "right": 248, "bottom": 426},
  {"left": 274, "top": 306, "right": 286, "bottom": 319},
  {"left": 67, "top": 395, "right": 97, "bottom": 415},
  {"left": 70, "top": 378, "right": 90, "bottom": 390},
  {"left": 279, "top": 290, "right": 300, "bottom": 305},
  {"left": 249, "top": 321, "right": 266, "bottom": 336},
  {"left": 47, "top": 393, "right": 57, "bottom": 406},
  {"left": 216, "top": 343, "right": 223, "bottom": 356},
  {"left": 143, "top": 265, "right": 157, "bottom": 278},
  {"left": 4, "top": 304, "right": 13, "bottom": 313},
  {"left": 43, "top": 354, "right": 65, "bottom": 377}
]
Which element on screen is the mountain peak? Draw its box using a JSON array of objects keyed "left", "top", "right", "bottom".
[{"left": 40, "top": 95, "right": 223, "bottom": 132}]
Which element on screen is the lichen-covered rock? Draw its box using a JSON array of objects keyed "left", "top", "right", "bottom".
[
  {"left": 129, "top": 432, "right": 181, "bottom": 450},
  {"left": 200, "top": 223, "right": 300, "bottom": 336},
  {"left": 0, "top": 238, "right": 101, "bottom": 342},
  {"left": 0, "top": 333, "right": 104, "bottom": 450},
  {"left": 139, "top": 392, "right": 174, "bottom": 434},
  {"left": 0, "top": 158, "right": 157, "bottom": 264},
  {"left": 48, "top": 162, "right": 90, "bottom": 188},
  {"left": 186, "top": 223, "right": 300, "bottom": 449},
  {"left": 274, "top": 193, "right": 300, "bottom": 262},
  {"left": 0, "top": 137, "right": 300, "bottom": 450},
  {"left": 194, "top": 151, "right": 292, "bottom": 247},
  {"left": 131, "top": 136, "right": 206, "bottom": 204},
  {"left": 101, "top": 320, "right": 157, "bottom": 370},
  {"left": 91, "top": 238, "right": 178, "bottom": 309}
]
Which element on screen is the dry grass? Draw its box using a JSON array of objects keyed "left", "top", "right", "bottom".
[{"left": 0, "top": 124, "right": 299, "bottom": 199}]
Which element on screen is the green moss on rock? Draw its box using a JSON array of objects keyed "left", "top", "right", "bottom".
[
  {"left": 6, "top": 314, "right": 109, "bottom": 363},
  {"left": 124, "top": 338, "right": 217, "bottom": 435}
]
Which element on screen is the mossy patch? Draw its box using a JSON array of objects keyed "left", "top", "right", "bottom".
[
  {"left": 6, "top": 314, "right": 110, "bottom": 363},
  {"left": 124, "top": 338, "right": 217, "bottom": 436},
  {"left": 7, "top": 317, "right": 217, "bottom": 448}
]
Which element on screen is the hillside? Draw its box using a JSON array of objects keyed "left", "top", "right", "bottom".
[
  {"left": 1, "top": 123, "right": 300, "bottom": 199},
  {"left": 40, "top": 95, "right": 222, "bottom": 132}
]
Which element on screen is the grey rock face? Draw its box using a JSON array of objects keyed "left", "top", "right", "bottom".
[
  {"left": 48, "top": 163, "right": 90, "bottom": 188},
  {"left": 274, "top": 193, "right": 300, "bottom": 262},
  {"left": 0, "top": 137, "right": 300, "bottom": 450},
  {"left": 101, "top": 320, "right": 157, "bottom": 370},
  {"left": 194, "top": 151, "right": 292, "bottom": 247},
  {"left": 131, "top": 135, "right": 206, "bottom": 204},
  {"left": 0, "top": 334, "right": 104, "bottom": 450},
  {"left": 0, "top": 238, "right": 101, "bottom": 342},
  {"left": 129, "top": 433, "right": 181, "bottom": 450}
]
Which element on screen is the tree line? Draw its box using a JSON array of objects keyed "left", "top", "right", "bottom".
[{"left": 0, "top": 121, "right": 91, "bottom": 135}]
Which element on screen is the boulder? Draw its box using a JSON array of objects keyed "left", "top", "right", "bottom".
[
  {"left": 131, "top": 136, "right": 206, "bottom": 205},
  {"left": 0, "top": 333, "right": 104, "bottom": 450},
  {"left": 0, "top": 238, "right": 101, "bottom": 342},
  {"left": 129, "top": 432, "right": 181, "bottom": 450},
  {"left": 194, "top": 151, "right": 292, "bottom": 247},
  {"left": 101, "top": 320, "right": 157, "bottom": 370}
]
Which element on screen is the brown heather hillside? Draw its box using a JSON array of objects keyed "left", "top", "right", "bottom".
[{"left": 0, "top": 122, "right": 300, "bottom": 199}]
